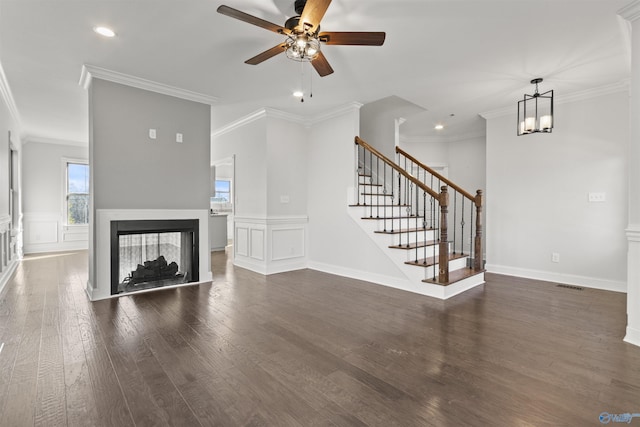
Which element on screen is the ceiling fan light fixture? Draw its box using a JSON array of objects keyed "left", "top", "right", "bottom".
[{"left": 286, "top": 34, "right": 320, "bottom": 61}]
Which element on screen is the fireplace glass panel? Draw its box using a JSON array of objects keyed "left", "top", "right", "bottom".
[{"left": 117, "top": 231, "right": 193, "bottom": 294}]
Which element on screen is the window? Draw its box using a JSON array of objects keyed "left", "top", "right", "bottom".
[
  {"left": 212, "top": 180, "right": 231, "bottom": 203},
  {"left": 66, "top": 162, "right": 89, "bottom": 225}
]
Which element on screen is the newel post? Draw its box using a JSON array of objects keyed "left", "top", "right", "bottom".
[
  {"left": 474, "top": 190, "right": 483, "bottom": 271},
  {"left": 438, "top": 186, "right": 449, "bottom": 283}
]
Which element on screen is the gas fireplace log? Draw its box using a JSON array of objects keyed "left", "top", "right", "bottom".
[{"left": 128, "top": 256, "right": 180, "bottom": 283}]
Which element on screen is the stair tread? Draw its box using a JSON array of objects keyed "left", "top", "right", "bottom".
[
  {"left": 349, "top": 204, "right": 409, "bottom": 207},
  {"left": 361, "top": 216, "right": 418, "bottom": 220},
  {"left": 361, "top": 193, "right": 393, "bottom": 196},
  {"left": 405, "top": 252, "right": 466, "bottom": 267},
  {"left": 358, "top": 183, "right": 383, "bottom": 187},
  {"left": 422, "top": 268, "right": 486, "bottom": 286},
  {"left": 374, "top": 227, "right": 436, "bottom": 235},
  {"left": 389, "top": 240, "right": 437, "bottom": 249}
]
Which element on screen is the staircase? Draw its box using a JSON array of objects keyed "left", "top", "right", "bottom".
[{"left": 348, "top": 136, "right": 485, "bottom": 299}]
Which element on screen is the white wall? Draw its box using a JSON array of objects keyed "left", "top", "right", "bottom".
[
  {"left": 212, "top": 116, "right": 268, "bottom": 217},
  {"left": 485, "top": 91, "right": 629, "bottom": 291},
  {"left": 400, "top": 139, "right": 449, "bottom": 166},
  {"left": 399, "top": 136, "right": 486, "bottom": 194},
  {"left": 212, "top": 110, "right": 308, "bottom": 274},
  {"left": 266, "top": 117, "right": 307, "bottom": 216},
  {"left": 22, "top": 141, "right": 89, "bottom": 253},
  {"left": 307, "top": 107, "right": 409, "bottom": 282}
]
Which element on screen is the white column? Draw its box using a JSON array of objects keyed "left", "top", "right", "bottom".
[{"left": 620, "top": 1, "right": 640, "bottom": 347}]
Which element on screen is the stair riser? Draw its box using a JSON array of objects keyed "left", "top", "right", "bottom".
[
  {"left": 358, "top": 195, "right": 395, "bottom": 206},
  {"left": 387, "top": 230, "right": 438, "bottom": 245},
  {"left": 356, "top": 205, "right": 410, "bottom": 217},
  {"left": 368, "top": 217, "right": 431, "bottom": 231}
]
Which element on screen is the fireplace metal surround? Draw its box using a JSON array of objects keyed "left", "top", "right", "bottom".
[{"left": 110, "top": 219, "right": 199, "bottom": 295}]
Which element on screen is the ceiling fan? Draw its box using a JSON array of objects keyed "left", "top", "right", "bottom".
[{"left": 217, "top": 0, "right": 386, "bottom": 77}]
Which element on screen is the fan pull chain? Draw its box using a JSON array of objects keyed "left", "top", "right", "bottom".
[
  {"left": 300, "top": 60, "right": 304, "bottom": 103},
  {"left": 309, "top": 63, "right": 313, "bottom": 98}
]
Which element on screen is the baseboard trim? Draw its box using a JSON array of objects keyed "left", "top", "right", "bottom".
[
  {"left": 306, "top": 260, "right": 449, "bottom": 299},
  {"left": 232, "top": 257, "right": 307, "bottom": 275},
  {"left": 624, "top": 327, "right": 640, "bottom": 348},
  {"left": 24, "top": 242, "right": 88, "bottom": 255},
  {"left": 486, "top": 264, "right": 626, "bottom": 293},
  {"left": 0, "top": 259, "right": 19, "bottom": 296}
]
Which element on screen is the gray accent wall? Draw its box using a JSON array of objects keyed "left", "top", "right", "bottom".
[{"left": 90, "top": 79, "right": 211, "bottom": 210}]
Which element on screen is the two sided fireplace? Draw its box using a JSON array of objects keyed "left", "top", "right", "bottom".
[{"left": 110, "top": 219, "right": 199, "bottom": 295}]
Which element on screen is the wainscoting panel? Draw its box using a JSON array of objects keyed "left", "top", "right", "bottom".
[
  {"left": 271, "top": 227, "right": 305, "bottom": 261},
  {"left": 250, "top": 229, "right": 265, "bottom": 261},
  {"left": 236, "top": 227, "right": 249, "bottom": 256},
  {"left": 27, "top": 219, "right": 58, "bottom": 244},
  {"left": 23, "top": 212, "right": 88, "bottom": 253},
  {"left": 0, "top": 216, "right": 18, "bottom": 296},
  {"left": 234, "top": 216, "right": 308, "bottom": 275}
]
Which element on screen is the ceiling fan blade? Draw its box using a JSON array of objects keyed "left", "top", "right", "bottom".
[
  {"left": 298, "top": 0, "right": 332, "bottom": 33},
  {"left": 318, "top": 32, "right": 386, "bottom": 46},
  {"left": 245, "top": 43, "right": 288, "bottom": 65},
  {"left": 311, "top": 51, "right": 334, "bottom": 77},
  {"left": 217, "top": 5, "right": 291, "bottom": 35}
]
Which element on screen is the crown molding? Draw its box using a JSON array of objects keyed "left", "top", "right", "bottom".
[
  {"left": 264, "top": 107, "right": 307, "bottom": 125},
  {"left": 307, "top": 101, "right": 363, "bottom": 126},
  {"left": 619, "top": 1, "right": 640, "bottom": 22},
  {"left": 23, "top": 134, "right": 87, "bottom": 147},
  {"left": 400, "top": 129, "right": 485, "bottom": 145},
  {"left": 0, "top": 61, "right": 23, "bottom": 134},
  {"left": 79, "top": 64, "right": 219, "bottom": 105},
  {"left": 480, "top": 80, "right": 630, "bottom": 120},
  {"left": 212, "top": 102, "right": 363, "bottom": 138},
  {"left": 211, "top": 109, "right": 268, "bottom": 138}
]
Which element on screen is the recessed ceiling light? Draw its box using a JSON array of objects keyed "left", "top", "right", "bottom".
[
  {"left": 293, "top": 91, "right": 303, "bottom": 97},
  {"left": 94, "top": 26, "right": 116, "bottom": 38},
  {"left": 434, "top": 124, "right": 444, "bottom": 130}
]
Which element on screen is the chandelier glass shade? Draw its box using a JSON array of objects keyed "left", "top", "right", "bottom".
[{"left": 517, "top": 78, "right": 554, "bottom": 136}]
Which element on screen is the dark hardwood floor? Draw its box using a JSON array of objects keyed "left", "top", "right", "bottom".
[{"left": 0, "top": 250, "right": 639, "bottom": 426}]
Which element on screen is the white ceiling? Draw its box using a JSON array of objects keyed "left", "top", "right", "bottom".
[{"left": 0, "top": 0, "right": 632, "bottom": 144}]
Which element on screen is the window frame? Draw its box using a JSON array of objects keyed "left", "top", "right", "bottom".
[
  {"left": 63, "top": 158, "right": 89, "bottom": 227},
  {"left": 213, "top": 179, "right": 232, "bottom": 203}
]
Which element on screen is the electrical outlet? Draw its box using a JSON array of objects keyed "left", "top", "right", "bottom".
[
  {"left": 176, "top": 133, "right": 183, "bottom": 143},
  {"left": 149, "top": 128, "right": 157, "bottom": 139},
  {"left": 552, "top": 252, "right": 560, "bottom": 263}
]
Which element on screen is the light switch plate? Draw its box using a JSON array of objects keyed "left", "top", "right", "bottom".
[
  {"left": 588, "top": 192, "right": 606, "bottom": 202},
  {"left": 149, "top": 128, "right": 156, "bottom": 139}
]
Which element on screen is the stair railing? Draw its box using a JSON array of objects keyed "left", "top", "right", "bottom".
[
  {"left": 355, "top": 136, "right": 452, "bottom": 282},
  {"left": 396, "top": 146, "right": 484, "bottom": 272}
]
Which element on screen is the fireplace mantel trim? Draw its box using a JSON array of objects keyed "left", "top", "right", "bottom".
[{"left": 87, "top": 209, "right": 212, "bottom": 301}]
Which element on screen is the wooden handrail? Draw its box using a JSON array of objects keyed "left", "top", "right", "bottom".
[
  {"left": 355, "top": 137, "right": 440, "bottom": 200},
  {"left": 396, "top": 146, "right": 480, "bottom": 205}
]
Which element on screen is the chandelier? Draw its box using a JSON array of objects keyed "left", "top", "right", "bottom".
[{"left": 517, "top": 78, "right": 554, "bottom": 136}]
